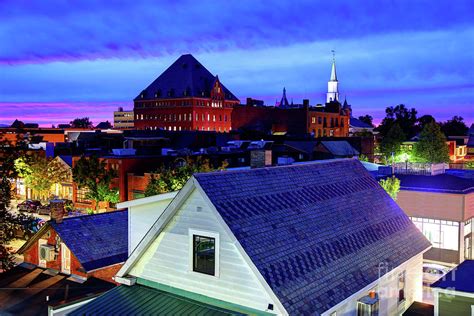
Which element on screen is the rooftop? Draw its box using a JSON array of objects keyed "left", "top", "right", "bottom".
[
  {"left": 397, "top": 173, "right": 474, "bottom": 194},
  {"left": 49, "top": 210, "right": 128, "bottom": 271},
  {"left": 0, "top": 265, "right": 115, "bottom": 316},
  {"left": 135, "top": 54, "right": 239, "bottom": 102},
  {"left": 69, "top": 284, "right": 244, "bottom": 316},
  {"left": 431, "top": 260, "right": 474, "bottom": 293},
  {"left": 194, "top": 159, "right": 430, "bottom": 314}
]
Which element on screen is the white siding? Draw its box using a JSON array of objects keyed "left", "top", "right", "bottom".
[
  {"left": 129, "top": 188, "right": 281, "bottom": 314},
  {"left": 323, "top": 253, "right": 424, "bottom": 316},
  {"left": 129, "top": 198, "right": 173, "bottom": 255}
]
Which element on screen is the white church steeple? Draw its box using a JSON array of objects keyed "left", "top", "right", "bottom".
[{"left": 326, "top": 50, "right": 339, "bottom": 103}]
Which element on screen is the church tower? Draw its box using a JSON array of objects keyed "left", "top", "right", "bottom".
[{"left": 326, "top": 52, "right": 339, "bottom": 103}]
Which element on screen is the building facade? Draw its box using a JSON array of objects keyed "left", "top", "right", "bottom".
[
  {"left": 133, "top": 54, "right": 239, "bottom": 132},
  {"left": 113, "top": 107, "right": 134, "bottom": 129},
  {"left": 395, "top": 173, "right": 474, "bottom": 264},
  {"left": 133, "top": 54, "right": 351, "bottom": 137}
]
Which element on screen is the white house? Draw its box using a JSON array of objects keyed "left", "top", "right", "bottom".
[{"left": 71, "top": 159, "right": 431, "bottom": 315}]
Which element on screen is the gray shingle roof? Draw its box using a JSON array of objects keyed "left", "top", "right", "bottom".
[
  {"left": 135, "top": 54, "right": 239, "bottom": 102},
  {"left": 194, "top": 159, "right": 430, "bottom": 315},
  {"left": 320, "top": 141, "right": 359, "bottom": 156},
  {"left": 50, "top": 210, "right": 128, "bottom": 271}
]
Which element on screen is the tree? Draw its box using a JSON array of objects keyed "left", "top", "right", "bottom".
[
  {"left": 145, "top": 158, "right": 226, "bottom": 196},
  {"left": 72, "top": 156, "right": 117, "bottom": 209},
  {"left": 376, "top": 104, "right": 418, "bottom": 139},
  {"left": 379, "top": 176, "right": 401, "bottom": 201},
  {"left": 70, "top": 117, "right": 93, "bottom": 128},
  {"left": 413, "top": 122, "right": 450, "bottom": 163},
  {"left": 14, "top": 155, "right": 69, "bottom": 201},
  {"left": 358, "top": 115, "right": 374, "bottom": 127},
  {"left": 417, "top": 115, "right": 436, "bottom": 131},
  {"left": 380, "top": 123, "right": 405, "bottom": 161},
  {"left": 0, "top": 176, "right": 12, "bottom": 209},
  {"left": 440, "top": 116, "right": 468, "bottom": 136}
]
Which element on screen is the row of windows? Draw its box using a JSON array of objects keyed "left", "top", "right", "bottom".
[
  {"left": 410, "top": 217, "right": 459, "bottom": 250},
  {"left": 310, "top": 116, "right": 345, "bottom": 128},
  {"left": 312, "top": 129, "right": 336, "bottom": 137},
  {"left": 136, "top": 113, "right": 229, "bottom": 122},
  {"left": 136, "top": 100, "right": 230, "bottom": 108},
  {"left": 144, "top": 125, "right": 232, "bottom": 132}
]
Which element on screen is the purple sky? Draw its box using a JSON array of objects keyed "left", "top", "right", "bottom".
[{"left": 0, "top": 0, "right": 473, "bottom": 127}]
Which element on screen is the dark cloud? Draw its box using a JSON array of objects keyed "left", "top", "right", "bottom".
[{"left": 1, "top": 0, "right": 473, "bottom": 63}]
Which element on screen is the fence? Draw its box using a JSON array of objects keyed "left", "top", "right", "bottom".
[{"left": 392, "top": 162, "right": 447, "bottom": 176}]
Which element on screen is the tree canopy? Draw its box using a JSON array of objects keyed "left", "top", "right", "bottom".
[
  {"left": 145, "top": 157, "right": 227, "bottom": 196},
  {"left": 14, "top": 155, "right": 69, "bottom": 200},
  {"left": 379, "top": 123, "right": 405, "bottom": 161},
  {"left": 72, "top": 156, "right": 118, "bottom": 208},
  {"left": 70, "top": 117, "right": 93, "bottom": 128},
  {"left": 358, "top": 115, "right": 374, "bottom": 127},
  {"left": 379, "top": 176, "right": 401, "bottom": 201},
  {"left": 413, "top": 122, "right": 450, "bottom": 163},
  {"left": 440, "top": 116, "right": 468, "bottom": 137},
  {"left": 376, "top": 104, "right": 418, "bottom": 139}
]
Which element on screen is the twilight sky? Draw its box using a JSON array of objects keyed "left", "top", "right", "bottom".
[{"left": 0, "top": 0, "right": 473, "bottom": 127}]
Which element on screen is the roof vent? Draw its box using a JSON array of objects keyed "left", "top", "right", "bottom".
[{"left": 267, "top": 304, "right": 274, "bottom": 311}]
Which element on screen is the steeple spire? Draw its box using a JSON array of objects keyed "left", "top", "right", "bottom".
[
  {"left": 330, "top": 50, "right": 337, "bottom": 81},
  {"left": 280, "top": 87, "right": 289, "bottom": 108},
  {"left": 326, "top": 51, "right": 339, "bottom": 103}
]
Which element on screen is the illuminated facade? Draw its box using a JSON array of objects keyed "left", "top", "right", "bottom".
[{"left": 133, "top": 54, "right": 239, "bottom": 132}]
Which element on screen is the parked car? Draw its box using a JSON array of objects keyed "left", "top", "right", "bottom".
[
  {"left": 17, "top": 200, "right": 42, "bottom": 213},
  {"left": 423, "top": 263, "right": 451, "bottom": 285},
  {"left": 37, "top": 204, "right": 51, "bottom": 215}
]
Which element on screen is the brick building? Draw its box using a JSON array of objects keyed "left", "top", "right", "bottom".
[
  {"left": 133, "top": 54, "right": 350, "bottom": 137},
  {"left": 18, "top": 210, "right": 127, "bottom": 283},
  {"left": 134, "top": 54, "right": 240, "bottom": 132}
]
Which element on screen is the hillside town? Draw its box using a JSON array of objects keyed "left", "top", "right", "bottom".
[{"left": 1, "top": 1, "right": 474, "bottom": 315}]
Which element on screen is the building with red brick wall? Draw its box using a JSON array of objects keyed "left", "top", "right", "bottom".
[
  {"left": 18, "top": 211, "right": 127, "bottom": 283},
  {"left": 134, "top": 54, "right": 239, "bottom": 132},
  {"left": 71, "top": 155, "right": 164, "bottom": 209}
]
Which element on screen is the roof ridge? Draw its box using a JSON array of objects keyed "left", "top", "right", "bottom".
[
  {"left": 194, "top": 158, "right": 358, "bottom": 177},
  {"left": 49, "top": 209, "right": 127, "bottom": 224}
]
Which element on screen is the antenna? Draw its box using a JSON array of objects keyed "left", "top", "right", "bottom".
[{"left": 331, "top": 50, "right": 336, "bottom": 62}]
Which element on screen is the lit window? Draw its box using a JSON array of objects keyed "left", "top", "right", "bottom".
[
  {"left": 312, "top": 117, "right": 316, "bottom": 124},
  {"left": 398, "top": 271, "right": 405, "bottom": 302},
  {"left": 207, "top": 114, "right": 210, "bottom": 121}
]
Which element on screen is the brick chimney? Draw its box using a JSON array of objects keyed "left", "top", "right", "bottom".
[
  {"left": 250, "top": 150, "right": 272, "bottom": 168},
  {"left": 50, "top": 199, "right": 65, "bottom": 224}
]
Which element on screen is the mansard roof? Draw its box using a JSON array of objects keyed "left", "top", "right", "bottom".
[
  {"left": 194, "top": 159, "right": 430, "bottom": 314},
  {"left": 134, "top": 54, "right": 239, "bottom": 102}
]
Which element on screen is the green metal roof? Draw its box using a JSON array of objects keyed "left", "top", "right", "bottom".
[{"left": 69, "top": 284, "right": 245, "bottom": 315}]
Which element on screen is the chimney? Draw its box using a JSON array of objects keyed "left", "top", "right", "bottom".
[
  {"left": 303, "top": 99, "right": 310, "bottom": 107},
  {"left": 250, "top": 149, "right": 272, "bottom": 168},
  {"left": 50, "top": 199, "right": 65, "bottom": 223},
  {"left": 246, "top": 97, "right": 253, "bottom": 106}
]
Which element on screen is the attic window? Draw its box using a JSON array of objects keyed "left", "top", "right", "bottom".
[
  {"left": 189, "top": 230, "right": 219, "bottom": 277},
  {"left": 182, "top": 63, "right": 188, "bottom": 69}
]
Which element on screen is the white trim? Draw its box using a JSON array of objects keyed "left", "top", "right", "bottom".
[
  {"left": 188, "top": 229, "right": 220, "bottom": 278},
  {"left": 61, "top": 243, "right": 71, "bottom": 275},
  {"left": 433, "top": 287, "right": 474, "bottom": 299},
  {"left": 116, "top": 181, "right": 194, "bottom": 278},
  {"left": 117, "top": 191, "right": 177, "bottom": 209}
]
